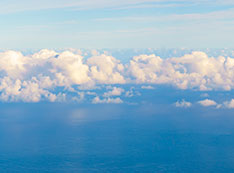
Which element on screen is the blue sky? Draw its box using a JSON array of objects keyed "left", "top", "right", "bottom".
[
  {"left": 1, "top": 1, "right": 234, "bottom": 171},
  {"left": 0, "top": 0, "right": 233, "bottom": 49},
  {"left": 0, "top": 1, "right": 233, "bottom": 104}
]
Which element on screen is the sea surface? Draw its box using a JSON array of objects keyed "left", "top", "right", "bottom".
[{"left": 0, "top": 103, "right": 234, "bottom": 172}]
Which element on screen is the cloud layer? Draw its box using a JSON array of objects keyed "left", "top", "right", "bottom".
[{"left": 1, "top": 49, "right": 234, "bottom": 102}]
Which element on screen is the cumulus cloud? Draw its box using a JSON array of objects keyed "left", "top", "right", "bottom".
[
  {"left": 197, "top": 99, "right": 234, "bottom": 109},
  {"left": 129, "top": 52, "right": 234, "bottom": 90},
  {"left": 103, "top": 87, "right": 124, "bottom": 97},
  {"left": 87, "top": 54, "right": 125, "bottom": 84},
  {"left": 198, "top": 99, "right": 217, "bottom": 107},
  {"left": 128, "top": 54, "right": 162, "bottom": 83},
  {"left": 125, "top": 87, "right": 141, "bottom": 97},
  {"left": 92, "top": 96, "right": 123, "bottom": 104},
  {"left": 1, "top": 49, "right": 234, "bottom": 102},
  {"left": 0, "top": 76, "right": 65, "bottom": 102},
  {"left": 223, "top": 99, "right": 234, "bottom": 109},
  {"left": 71, "top": 92, "right": 85, "bottom": 103},
  {"left": 52, "top": 51, "right": 90, "bottom": 85},
  {"left": 0, "top": 51, "right": 28, "bottom": 79},
  {"left": 175, "top": 99, "right": 192, "bottom": 108}
]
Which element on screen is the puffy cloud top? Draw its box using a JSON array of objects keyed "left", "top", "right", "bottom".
[
  {"left": 0, "top": 49, "right": 234, "bottom": 102},
  {"left": 87, "top": 55, "right": 125, "bottom": 84}
]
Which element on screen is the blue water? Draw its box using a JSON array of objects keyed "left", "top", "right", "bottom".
[{"left": 0, "top": 103, "right": 234, "bottom": 172}]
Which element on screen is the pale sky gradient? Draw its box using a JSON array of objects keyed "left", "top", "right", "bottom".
[{"left": 0, "top": 0, "right": 233, "bottom": 49}]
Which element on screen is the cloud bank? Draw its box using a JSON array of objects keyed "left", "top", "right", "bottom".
[{"left": 1, "top": 49, "right": 234, "bottom": 102}]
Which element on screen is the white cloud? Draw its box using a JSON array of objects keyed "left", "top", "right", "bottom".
[
  {"left": 103, "top": 87, "right": 124, "bottom": 97},
  {"left": 125, "top": 87, "right": 141, "bottom": 97},
  {"left": 0, "top": 51, "right": 28, "bottom": 79},
  {"left": 198, "top": 99, "right": 217, "bottom": 107},
  {"left": 129, "top": 54, "right": 162, "bottom": 83},
  {"left": 201, "top": 99, "right": 234, "bottom": 109},
  {"left": 1, "top": 49, "right": 234, "bottom": 102},
  {"left": 87, "top": 54, "right": 125, "bottom": 84},
  {"left": 141, "top": 85, "right": 154, "bottom": 89},
  {"left": 0, "top": 0, "right": 209, "bottom": 14},
  {"left": 129, "top": 51, "right": 234, "bottom": 90},
  {"left": 77, "top": 81, "right": 98, "bottom": 90},
  {"left": 223, "top": 99, "right": 234, "bottom": 109},
  {"left": 52, "top": 51, "right": 90, "bottom": 85},
  {"left": 92, "top": 96, "right": 123, "bottom": 104},
  {"left": 0, "top": 77, "right": 58, "bottom": 102},
  {"left": 71, "top": 92, "right": 85, "bottom": 103},
  {"left": 175, "top": 99, "right": 192, "bottom": 108}
]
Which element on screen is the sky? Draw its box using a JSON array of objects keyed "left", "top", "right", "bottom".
[
  {"left": 0, "top": 0, "right": 233, "bottom": 49},
  {"left": 0, "top": 49, "right": 234, "bottom": 107},
  {"left": 0, "top": 0, "right": 233, "bottom": 107},
  {"left": 1, "top": 1, "right": 234, "bottom": 171}
]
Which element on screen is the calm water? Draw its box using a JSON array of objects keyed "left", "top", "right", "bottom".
[{"left": 0, "top": 103, "right": 234, "bottom": 172}]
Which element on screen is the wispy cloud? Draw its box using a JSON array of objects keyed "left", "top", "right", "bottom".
[
  {"left": 0, "top": 0, "right": 233, "bottom": 14},
  {"left": 95, "top": 8, "right": 234, "bottom": 23},
  {"left": 16, "top": 20, "right": 79, "bottom": 31},
  {"left": 0, "top": 0, "right": 177, "bottom": 14}
]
